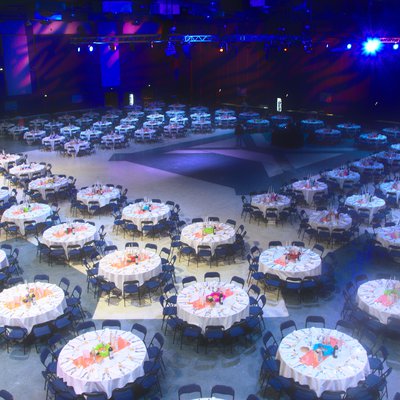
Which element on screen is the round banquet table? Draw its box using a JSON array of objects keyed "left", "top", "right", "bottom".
[
  {"left": 351, "top": 159, "right": 384, "bottom": 173},
  {"left": 315, "top": 128, "right": 341, "bottom": 142},
  {"left": 277, "top": 328, "right": 370, "bottom": 397},
  {"left": 9, "top": 163, "right": 46, "bottom": 179},
  {"left": 77, "top": 186, "right": 120, "bottom": 208},
  {"left": 259, "top": 246, "right": 321, "bottom": 280},
  {"left": 190, "top": 112, "right": 211, "bottom": 120},
  {"left": 247, "top": 119, "right": 270, "bottom": 130},
  {"left": 1, "top": 203, "right": 52, "bottom": 235},
  {"left": 214, "top": 115, "right": 237, "bottom": 128},
  {"left": 24, "top": 130, "right": 46, "bottom": 142},
  {"left": 170, "top": 116, "right": 189, "bottom": 125},
  {"left": 380, "top": 181, "right": 400, "bottom": 202},
  {"left": 80, "top": 130, "right": 102, "bottom": 141},
  {"left": 270, "top": 115, "right": 292, "bottom": 126},
  {"left": 9, "top": 126, "right": 28, "bottom": 138},
  {"left": 146, "top": 113, "right": 164, "bottom": 122},
  {"left": 0, "top": 153, "right": 21, "bottom": 169},
  {"left": 176, "top": 282, "right": 249, "bottom": 332},
  {"left": 57, "top": 329, "right": 148, "bottom": 397},
  {"left": 0, "top": 249, "right": 9, "bottom": 269},
  {"left": 292, "top": 180, "right": 328, "bottom": 205},
  {"left": 326, "top": 169, "right": 360, "bottom": 189},
  {"left": 134, "top": 128, "right": 156, "bottom": 141},
  {"left": 98, "top": 249, "right": 162, "bottom": 288},
  {"left": 375, "top": 151, "right": 400, "bottom": 164},
  {"left": 122, "top": 202, "right": 170, "bottom": 231},
  {"left": 60, "top": 125, "right": 80, "bottom": 137},
  {"left": 358, "top": 133, "right": 387, "bottom": 146},
  {"left": 301, "top": 119, "right": 324, "bottom": 132},
  {"left": 382, "top": 127, "right": 400, "bottom": 140},
  {"left": 376, "top": 226, "right": 400, "bottom": 249},
  {"left": 42, "top": 135, "right": 65, "bottom": 150},
  {"left": 42, "top": 222, "right": 97, "bottom": 257},
  {"left": 0, "top": 188, "right": 10, "bottom": 203},
  {"left": 192, "top": 120, "right": 212, "bottom": 130},
  {"left": 115, "top": 125, "right": 135, "bottom": 134},
  {"left": 251, "top": 193, "right": 291, "bottom": 214},
  {"left": 65, "top": 140, "right": 90, "bottom": 154},
  {"left": 165, "top": 110, "right": 185, "bottom": 119},
  {"left": 357, "top": 279, "right": 400, "bottom": 324},
  {"left": 28, "top": 176, "right": 69, "bottom": 199},
  {"left": 29, "top": 118, "right": 47, "bottom": 129},
  {"left": 215, "top": 109, "right": 235, "bottom": 117},
  {"left": 239, "top": 111, "right": 260, "bottom": 120},
  {"left": 127, "top": 111, "right": 144, "bottom": 119},
  {"left": 93, "top": 121, "right": 112, "bottom": 131},
  {"left": 44, "top": 122, "right": 63, "bottom": 132},
  {"left": 308, "top": 211, "right": 352, "bottom": 233},
  {"left": 101, "top": 134, "right": 125, "bottom": 145},
  {"left": 391, "top": 144, "right": 400, "bottom": 152},
  {"left": 0, "top": 282, "right": 66, "bottom": 333},
  {"left": 180, "top": 222, "right": 236, "bottom": 254},
  {"left": 120, "top": 117, "right": 139, "bottom": 125},
  {"left": 336, "top": 123, "right": 361, "bottom": 137},
  {"left": 0, "top": 122, "right": 15, "bottom": 134},
  {"left": 344, "top": 195, "right": 385, "bottom": 223}
]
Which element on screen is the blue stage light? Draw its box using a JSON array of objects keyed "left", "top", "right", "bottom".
[
  {"left": 362, "top": 38, "right": 382, "bottom": 55},
  {"left": 88, "top": 45, "right": 94, "bottom": 52},
  {"left": 393, "top": 43, "right": 399, "bottom": 50},
  {"left": 346, "top": 43, "right": 352, "bottom": 50}
]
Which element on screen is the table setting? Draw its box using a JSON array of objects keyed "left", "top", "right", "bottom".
[
  {"left": 101, "top": 134, "right": 125, "bottom": 147},
  {"left": 382, "top": 127, "right": 400, "bottom": 141},
  {"left": 190, "top": 112, "right": 211, "bottom": 121},
  {"left": 60, "top": 125, "right": 80, "bottom": 137},
  {"left": 300, "top": 119, "right": 325, "bottom": 132},
  {"left": 134, "top": 128, "right": 156, "bottom": 141},
  {"left": 42, "top": 134, "right": 65, "bottom": 150},
  {"left": 325, "top": 168, "right": 360, "bottom": 189},
  {"left": 259, "top": 245, "right": 321, "bottom": 280},
  {"left": 276, "top": 327, "right": 370, "bottom": 397},
  {"left": 336, "top": 123, "right": 361, "bottom": 137},
  {"left": 80, "top": 129, "right": 102, "bottom": 141},
  {"left": 77, "top": 185, "right": 120, "bottom": 208},
  {"left": 64, "top": 139, "right": 90, "bottom": 154},
  {"left": 28, "top": 175, "right": 69, "bottom": 199},
  {"left": 180, "top": 222, "right": 236, "bottom": 254},
  {"left": 92, "top": 121, "right": 112, "bottom": 131},
  {"left": 0, "top": 152, "right": 21, "bottom": 169},
  {"left": 376, "top": 226, "right": 400, "bottom": 248},
  {"left": 314, "top": 128, "right": 341, "bottom": 142},
  {"left": 358, "top": 133, "right": 388, "bottom": 146},
  {"left": 57, "top": 329, "right": 148, "bottom": 397},
  {"left": 380, "top": 180, "right": 400, "bottom": 202},
  {"left": 238, "top": 111, "right": 260, "bottom": 120},
  {"left": 176, "top": 282, "right": 249, "bottom": 332},
  {"left": 292, "top": 179, "right": 328, "bottom": 205},
  {"left": 308, "top": 210, "right": 352, "bottom": 232},
  {"left": 351, "top": 158, "right": 384, "bottom": 173},
  {"left": 24, "top": 130, "right": 46, "bottom": 142},
  {"left": 270, "top": 115, "right": 292, "bottom": 126},
  {"left": 0, "top": 281, "right": 66, "bottom": 333},
  {"left": 251, "top": 192, "right": 291, "bottom": 214},
  {"left": 42, "top": 222, "right": 97, "bottom": 257},
  {"left": 98, "top": 248, "right": 162, "bottom": 288},
  {"left": 121, "top": 201, "right": 170, "bottom": 231},
  {"left": 345, "top": 194, "right": 385, "bottom": 222},
  {"left": 9, "top": 126, "right": 28, "bottom": 139},
  {"left": 9, "top": 162, "right": 46, "bottom": 179},
  {"left": 356, "top": 278, "right": 400, "bottom": 324},
  {"left": 214, "top": 115, "right": 237, "bottom": 128}
]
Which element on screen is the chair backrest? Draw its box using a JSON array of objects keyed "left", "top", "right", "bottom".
[
  {"left": 34, "top": 274, "right": 50, "bottom": 283},
  {"left": 178, "top": 384, "right": 202, "bottom": 399},
  {"left": 305, "top": 315, "right": 325, "bottom": 328},
  {"left": 182, "top": 276, "right": 197, "bottom": 287},
  {"left": 131, "top": 323, "right": 147, "bottom": 342},
  {"left": 76, "top": 320, "right": 96, "bottom": 335},
  {"left": 280, "top": 320, "right": 297, "bottom": 338},
  {"left": 82, "top": 392, "right": 108, "bottom": 399},
  {"left": 0, "top": 390, "right": 14, "bottom": 400},
  {"left": 204, "top": 271, "right": 220, "bottom": 281},
  {"left": 211, "top": 384, "right": 235, "bottom": 398},
  {"left": 230, "top": 276, "right": 245, "bottom": 287},
  {"left": 101, "top": 319, "right": 121, "bottom": 330}
]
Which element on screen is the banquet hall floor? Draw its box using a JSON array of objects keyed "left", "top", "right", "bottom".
[{"left": 0, "top": 130, "right": 399, "bottom": 399}]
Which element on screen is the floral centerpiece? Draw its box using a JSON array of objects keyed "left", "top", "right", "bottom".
[
  {"left": 202, "top": 225, "right": 215, "bottom": 235},
  {"left": 206, "top": 291, "right": 225, "bottom": 304},
  {"left": 22, "top": 289, "right": 36, "bottom": 304},
  {"left": 93, "top": 342, "right": 111, "bottom": 358}
]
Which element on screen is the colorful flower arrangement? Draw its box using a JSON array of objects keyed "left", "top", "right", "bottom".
[
  {"left": 206, "top": 291, "right": 225, "bottom": 304},
  {"left": 93, "top": 343, "right": 111, "bottom": 358}
]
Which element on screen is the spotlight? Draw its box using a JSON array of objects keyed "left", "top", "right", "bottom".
[
  {"left": 219, "top": 43, "right": 224, "bottom": 53},
  {"left": 393, "top": 43, "right": 399, "bottom": 50},
  {"left": 88, "top": 45, "right": 94, "bottom": 52},
  {"left": 362, "top": 38, "right": 382, "bottom": 55},
  {"left": 283, "top": 47, "right": 288, "bottom": 52},
  {"left": 346, "top": 43, "right": 352, "bottom": 50},
  {"left": 77, "top": 46, "right": 81, "bottom": 52},
  {"left": 109, "top": 43, "right": 117, "bottom": 51}
]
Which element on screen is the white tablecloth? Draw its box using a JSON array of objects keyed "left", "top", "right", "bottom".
[
  {"left": 351, "top": 160, "right": 384, "bottom": 173},
  {"left": 374, "top": 151, "right": 400, "bottom": 164},
  {"left": 259, "top": 246, "right": 321, "bottom": 280},
  {"left": 60, "top": 125, "right": 80, "bottom": 137},
  {"left": 214, "top": 116, "right": 237, "bottom": 127},
  {"left": 0, "top": 154, "right": 21, "bottom": 169},
  {"left": 376, "top": 226, "right": 400, "bottom": 248},
  {"left": 42, "top": 222, "right": 97, "bottom": 256},
  {"left": 57, "top": 329, "right": 147, "bottom": 397},
  {"left": 180, "top": 222, "right": 236, "bottom": 253},
  {"left": 380, "top": 181, "right": 400, "bottom": 202},
  {"left": 359, "top": 133, "right": 387, "bottom": 145},
  {"left": 308, "top": 211, "right": 352, "bottom": 232},
  {"left": 77, "top": 186, "right": 120, "bottom": 208},
  {"left": 93, "top": 121, "right": 112, "bottom": 131},
  {"left": 391, "top": 144, "right": 400, "bottom": 152},
  {"left": 9, "top": 126, "right": 28, "bottom": 138},
  {"left": 357, "top": 279, "right": 400, "bottom": 324},
  {"left": 2, "top": 203, "right": 51, "bottom": 235},
  {"left": 28, "top": 176, "right": 69, "bottom": 199},
  {"left": 98, "top": 249, "right": 162, "bottom": 288},
  {"left": 383, "top": 127, "right": 400, "bottom": 139},
  {"left": 64, "top": 140, "right": 90, "bottom": 154},
  {"left": 336, "top": 123, "right": 361, "bottom": 135},
  {"left": 0, "top": 282, "right": 66, "bottom": 333},
  {"left": 277, "top": 327, "right": 370, "bottom": 397},
  {"left": 80, "top": 130, "right": 102, "bottom": 141},
  {"left": 315, "top": 129, "right": 341, "bottom": 140},
  {"left": 177, "top": 282, "right": 249, "bottom": 332},
  {"left": 301, "top": 119, "right": 324, "bottom": 131},
  {"left": 115, "top": 125, "right": 135, "bottom": 134},
  {"left": 101, "top": 134, "right": 125, "bottom": 145},
  {"left": 345, "top": 195, "right": 385, "bottom": 222},
  {"left": 42, "top": 135, "right": 65, "bottom": 150},
  {"left": 0, "top": 249, "right": 9, "bottom": 269},
  {"left": 122, "top": 202, "right": 170, "bottom": 231},
  {"left": 9, "top": 163, "right": 46, "bottom": 179},
  {"left": 0, "top": 189, "right": 10, "bottom": 203},
  {"left": 292, "top": 180, "right": 328, "bottom": 204},
  {"left": 326, "top": 169, "right": 360, "bottom": 189},
  {"left": 251, "top": 194, "right": 291, "bottom": 214},
  {"left": 24, "top": 130, "right": 46, "bottom": 142}
]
